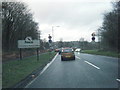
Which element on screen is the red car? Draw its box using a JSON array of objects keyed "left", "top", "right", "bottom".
[{"left": 61, "top": 48, "right": 75, "bottom": 61}]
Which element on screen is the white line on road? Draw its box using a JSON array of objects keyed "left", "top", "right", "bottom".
[
  {"left": 76, "top": 56, "right": 80, "bottom": 59},
  {"left": 116, "top": 79, "right": 120, "bottom": 82},
  {"left": 84, "top": 61, "right": 100, "bottom": 70},
  {"left": 25, "top": 53, "right": 58, "bottom": 88},
  {"left": 40, "top": 53, "right": 58, "bottom": 75}
]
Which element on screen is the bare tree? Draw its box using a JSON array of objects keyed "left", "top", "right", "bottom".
[{"left": 2, "top": 2, "right": 39, "bottom": 51}]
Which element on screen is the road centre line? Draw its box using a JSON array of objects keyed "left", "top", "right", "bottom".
[
  {"left": 84, "top": 61, "right": 100, "bottom": 70},
  {"left": 76, "top": 56, "right": 80, "bottom": 59},
  {"left": 116, "top": 79, "right": 120, "bottom": 82},
  {"left": 25, "top": 53, "right": 58, "bottom": 88}
]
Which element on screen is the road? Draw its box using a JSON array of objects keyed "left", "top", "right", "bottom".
[{"left": 26, "top": 52, "right": 119, "bottom": 88}]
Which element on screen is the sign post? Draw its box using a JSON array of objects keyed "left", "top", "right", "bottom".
[
  {"left": 18, "top": 37, "right": 40, "bottom": 60},
  {"left": 37, "top": 48, "right": 39, "bottom": 61},
  {"left": 20, "top": 48, "right": 22, "bottom": 60}
]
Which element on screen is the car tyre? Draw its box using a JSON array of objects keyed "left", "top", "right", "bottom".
[
  {"left": 61, "top": 57, "right": 64, "bottom": 61},
  {"left": 73, "top": 56, "right": 75, "bottom": 60}
]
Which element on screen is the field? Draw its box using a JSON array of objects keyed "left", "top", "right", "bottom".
[
  {"left": 2, "top": 52, "right": 56, "bottom": 88},
  {"left": 81, "top": 50, "right": 120, "bottom": 58}
]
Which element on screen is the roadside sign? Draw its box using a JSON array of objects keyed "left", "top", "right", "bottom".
[
  {"left": 48, "top": 34, "right": 52, "bottom": 40},
  {"left": 92, "top": 36, "right": 95, "bottom": 41},
  {"left": 18, "top": 40, "right": 40, "bottom": 48},
  {"left": 91, "top": 32, "right": 95, "bottom": 36},
  {"left": 48, "top": 34, "right": 52, "bottom": 44},
  {"left": 18, "top": 37, "right": 40, "bottom": 61},
  {"left": 25, "top": 37, "right": 33, "bottom": 43},
  {"left": 18, "top": 37, "right": 40, "bottom": 48},
  {"left": 49, "top": 40, "right": 52, "bottom": 43}
]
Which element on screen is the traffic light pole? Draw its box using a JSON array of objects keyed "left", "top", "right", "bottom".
[{"left": 48, "top": 34, "right": 52, "bottom": 60}]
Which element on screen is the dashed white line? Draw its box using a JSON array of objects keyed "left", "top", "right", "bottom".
[
  {"left": 116, "top": 79, "right": 120, "bottom": 82},
  {"left": 84, "top": 61, "right": 100, "bottom": 70},
  {"left": 76, "top": 56, "right": 80, "bottom": 59}
]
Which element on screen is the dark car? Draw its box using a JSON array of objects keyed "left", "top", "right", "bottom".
[
  {"left": 61, "top": 48, "right": 75, "bottom": 61},
  {"left": 59, "top": 48, "right": 62, "bottom": 54}
]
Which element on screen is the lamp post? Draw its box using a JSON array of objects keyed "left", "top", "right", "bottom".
[
  {"left": 52, "top": 26, "right": 60, "bottom": 42},
  {"left": 52, "top": 26, "right": 60, "bottom": 50}
]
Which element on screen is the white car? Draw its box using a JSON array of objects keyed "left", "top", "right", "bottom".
[{"left": 75, "top": 48, "right": 81, "bottom": 52}]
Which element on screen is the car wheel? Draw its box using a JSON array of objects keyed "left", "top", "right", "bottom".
[
  {"left": 59, "top": 52, "right": 61, "bottom": 55},
  {"left": 61, "top": 57, "right": 64, "bottom": 61},
  {"left": 73, "top": 56, "right": 75, "bottom": 60}
]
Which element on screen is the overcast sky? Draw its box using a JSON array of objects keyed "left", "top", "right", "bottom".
[{"left": 22, "top": 0, "right": 114, "bottom": 42}]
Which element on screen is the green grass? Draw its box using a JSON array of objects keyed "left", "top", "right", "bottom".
[
  {"left": 81, "top": 50, "right": 120, "bottom": 58},
  {"left": 2, "top": 52, "right": 56, "bottom": 88}
]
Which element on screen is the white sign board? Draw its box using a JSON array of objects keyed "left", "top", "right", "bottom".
[{"left": 18, "top": 37, "right": 40, "bottom": 48}]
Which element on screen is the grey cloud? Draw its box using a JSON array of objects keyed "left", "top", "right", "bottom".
[
  {"left": 31, "top": 2, "right": 112, "bottom": 28},
  {"left": 24, "top": 1, "right": 113, "bottom": 41}
]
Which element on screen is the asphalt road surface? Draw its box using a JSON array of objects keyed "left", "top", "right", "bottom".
[{"left": 26, "top": 52, "right": 119, "bottom": 88}]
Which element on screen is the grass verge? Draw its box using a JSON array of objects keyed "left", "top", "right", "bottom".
[
  {"left": 2, "top": 52, "right": 56, "bottom": 88},
  {"left": 81, "top": 50, "right": 120, "bottom": 58}
]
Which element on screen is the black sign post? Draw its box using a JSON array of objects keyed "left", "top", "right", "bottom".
[
  {"left": 20, "top": 48, "right": 22, "bottom": 60},
  {"left": 37, "top": 48, "right": 39, "bottom": 61}
]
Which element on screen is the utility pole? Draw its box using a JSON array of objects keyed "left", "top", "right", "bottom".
[
  {"left": 52, "top": 26, "right": 60, "bottom": 42},
  {"left": 36, "top": 30, "right": 41, "bottom": 50},
  {"left": 52, "top": 26, "right": 54, "bottom": 43}
]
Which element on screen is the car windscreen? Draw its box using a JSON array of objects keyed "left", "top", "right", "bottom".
[{"left": 62, "top": 49, "right": 73, "bottom": 53}]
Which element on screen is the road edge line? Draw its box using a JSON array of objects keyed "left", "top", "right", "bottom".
[
  {"left": 40, "top": 53, "right": 58, "bottom": 75},
  {"left": 25, "top": 53, "right": 58, "bottom": 88}
]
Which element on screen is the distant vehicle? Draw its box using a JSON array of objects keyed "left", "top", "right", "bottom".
[
  {"left": 61, "top": 48, "right": 75, "bottom": 61},
  {"left": 75, "top": 48, "right": 81, "bottom": 52},
  {"left": 59, "top": 48, "right": 62, "bottom": 54},
  {"left": 55, "top": 49, "right": 60, "bottom": 52}
]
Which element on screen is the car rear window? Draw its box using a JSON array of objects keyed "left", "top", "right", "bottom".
[{"left": 62, "top": 49, "right": 73, "bottom": 53}]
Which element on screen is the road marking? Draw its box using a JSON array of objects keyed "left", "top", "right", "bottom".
[
  {"left": 25, "top": 53, "right": 58, "bottom": 88},
  {"left": 84, "top": 61, "right": 100, "bottom": 70},
  {"left": 40, "top": 53, "right": 58, "bottom": 75},
  {"left": 76, "top": 56, "right": 80, "bottom": 59},
  {"left": 116, "top": 79, "right": 120, "bottom": 82}
]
